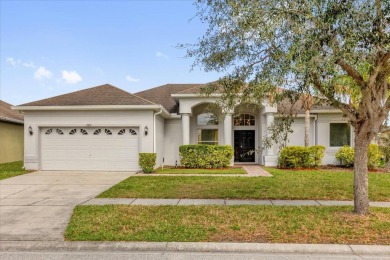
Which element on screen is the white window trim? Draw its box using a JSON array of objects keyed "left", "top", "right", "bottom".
[
  {"left": 233, "top": 113, "right": 256, "bottom": 127},
  {"left": 197, "top": 113, "right": 218, "bottom": 144},
  {"left": 197, "top": 128, "right": 219, "bottom": 145}
]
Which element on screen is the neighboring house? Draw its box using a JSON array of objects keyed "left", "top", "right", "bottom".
[
  {"left": 14, "top": 84, "right": 352, "bottom": 171},
  {"left": 0, "top": 100, "right": 24, "bottom": 164}
]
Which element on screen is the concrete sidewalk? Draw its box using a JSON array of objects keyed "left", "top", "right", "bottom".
[
  {"left": 136, "top": 165, "right": 273, "bottom": 177},
  {"left": 0, "top": 241, "right": 389, "bottom": 257},
  {"left": 82, "top": 198, "right": 390, "bottom": 207}
]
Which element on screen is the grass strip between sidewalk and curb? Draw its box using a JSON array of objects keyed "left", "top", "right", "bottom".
[
  {"left": 153, "top": 167, "right": 247, "bottom": 175},
  {"left": 65, "top": 205, "right": 390, "bottom": 244},
  {"left": 98, "top": 168, "right": 390, "bottom": 201},
  {"left": 0, "top": 161, "right": 30, "bottom": 181}
]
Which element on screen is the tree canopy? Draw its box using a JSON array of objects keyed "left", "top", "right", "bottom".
[
  {"left": 188, "top": 0, "right": 389, "bottom": 127},
  {"left": 186, "top": 0, "right": 390, "bottom": 214}
]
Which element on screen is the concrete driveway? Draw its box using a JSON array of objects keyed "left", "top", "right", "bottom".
[{"left": 0, "top": 171, "right": 134, "bottom": 241}]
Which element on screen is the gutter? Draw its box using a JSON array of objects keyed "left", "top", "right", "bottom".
[
  {"left": 0, "top": 116, "right": 24, "bottom": 125},
  {"left": 153, "top": 106, "right": 163, "bottom": 153},
  {"left": 12, "top": 105, "right": 171, "bottom": 118}
]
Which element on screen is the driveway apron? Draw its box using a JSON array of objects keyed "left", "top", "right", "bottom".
[{"left": 0, "top": 171, "right": 133, "bottom": 241}]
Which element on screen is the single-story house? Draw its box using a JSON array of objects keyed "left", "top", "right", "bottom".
[
  {"left": 0, "top": 100, "right": 24, "bottom": 164},
  {"left": 14, "top": 83, "right": 352, "bottom": 171}
]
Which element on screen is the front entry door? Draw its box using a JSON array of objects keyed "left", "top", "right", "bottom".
[{"left": 234, "top": 130, "right": 255, "bottom": 162}]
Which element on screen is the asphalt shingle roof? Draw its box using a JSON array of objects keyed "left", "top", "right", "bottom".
[
  {"left": 0, "top": 100, "right": 24, "bottom": 123},
  {"left": 135, "top": 83, "right": 205, "bottom": 113},
  {"left": 21, "top": 84, "right": 155, "bottom": 106}
]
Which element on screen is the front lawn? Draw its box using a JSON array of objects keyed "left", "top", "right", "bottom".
[
  {"left": 98, "top": 168, "right": 390, "bottom": 201},
  {"left": 0, "top": 161, "right": 29, "bottom": 180},
  {"left": 65, "top": 205, "right": 390, "bottom": 244},
  {"left": 153, "top": 167, "right": 246, "bottom": 175}
]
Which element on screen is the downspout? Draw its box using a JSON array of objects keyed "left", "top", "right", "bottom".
[
  {"left": 314, "top": 114, "right": 318, "bottom": 145},
  {"left": 153, "top": 106, "right": 163, "bottom": 153}
]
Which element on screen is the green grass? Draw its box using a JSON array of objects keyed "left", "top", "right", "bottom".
[
  {"left": 65, "top": 205, "right": 390, "bottom": 244},
  {"left": 154, "top": 167, "right": 247, "bottom": 174},
  {"left": 98, "top": 168, "right": 390, "bottom": 201},
  {"left": 0, "top": 161, "right": 29, "bottom": 180}
]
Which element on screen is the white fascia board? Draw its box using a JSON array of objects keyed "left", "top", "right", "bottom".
[{"left": 13, "top": 105, "right": 171, "bottom": 118}]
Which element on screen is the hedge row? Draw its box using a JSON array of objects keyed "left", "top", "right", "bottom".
[
  {"left": 179, "top": 145, "right": 233, "bottom": 169},
  {"left": 278, "top": 145, "right": 326, "bottom": 168}
]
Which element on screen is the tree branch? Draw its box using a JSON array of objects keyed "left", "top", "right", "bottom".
[
  {"left": 335, "top": 58, "right": 366, "bottom": 88},
  {"left": 368, "top": 51, "right": 390, "bottom": 89},
  {"left": 311, "top": 72, "right": 358, "bottom": 122}
]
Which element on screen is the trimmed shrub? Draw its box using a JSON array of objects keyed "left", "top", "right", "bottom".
[
  {"left": 138, "top": 153, "right": 156, "bottom": 173},
  {"left": 335, "top": 146, "right": 355, "bottom": 167},
  {"left": 309, "top": 145, "right": 326, "bottom": 167},
  {"left": 179, "top": 145, "right": 233, "bottom": 169},
  {"left": 335, "top": 144, "right": 383, "bottom": 169},
  {"left": 379, "top": 145, "right": 390, "bottom": 163},
  {"left": 368, "top": 144, "right": 383, "bottom": 169},
  {"left": 278, "top": 145, "right": 325, "bottom": 168}
]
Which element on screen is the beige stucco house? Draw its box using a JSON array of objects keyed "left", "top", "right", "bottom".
[
  {"left": 0, "top": 100, "right": 24, "bottom": 164},
  {"left": 14, "top": 84, "right": 352, "bottom": 171}
]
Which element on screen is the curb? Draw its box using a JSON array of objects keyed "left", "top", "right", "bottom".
[{"left": 1, "top": 241, "right": 390, "bottom": 255}]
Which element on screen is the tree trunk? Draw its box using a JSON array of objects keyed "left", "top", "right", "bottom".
[
  {"left": 353, "top": 129, "right": 370, "bottom": 215},
  {"left": 305, "top": 109, "right": 310, "bottom": 147},
  {"left": 385, "top": 160, "right": 390, "bottom": 172}
]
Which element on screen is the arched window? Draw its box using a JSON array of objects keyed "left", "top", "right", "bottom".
[
  {"left": 234, "top": 114, "right": 255, "bottom": 126},
  {"left": 197, "top": 113, "right": 218, "bottom": 126}
]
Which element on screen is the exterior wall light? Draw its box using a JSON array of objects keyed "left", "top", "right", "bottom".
[
  {"left": 144, "top": 125, "right": 148, "bottom": 136},
  {"left": 28, "top": 126, "right": 33, "bottom": 136}
]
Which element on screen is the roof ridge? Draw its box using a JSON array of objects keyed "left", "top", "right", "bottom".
[
  {"left": 135, "top": 83, "right": 205, "bottom": 95},
  {"left": 131, "top": 93, "right": 157, "bottom": 105},
  {"left": 174, "top": 84, "right": 207, "bottom": 94},
  {"left": 104, "top": 84, "right": 156, "bottom": 105}
]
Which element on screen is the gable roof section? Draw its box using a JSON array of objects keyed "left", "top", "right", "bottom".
[
  {"left": 135, "top": 84, "right": 205, "bottom": 113},
  {"left": 20, "top": 84, "right": 155, "bottom": 106},
  {"left": 0, "top": 100, "right": 24, "bottom": 124}
]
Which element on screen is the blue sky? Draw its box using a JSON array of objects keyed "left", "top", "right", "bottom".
[{"left": 0, "top": 0, "right": 222, "bottom": 105}]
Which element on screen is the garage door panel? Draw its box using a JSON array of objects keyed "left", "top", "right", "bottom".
[{"left": 40, "top": 127, "right": 139, "bottom": 171}]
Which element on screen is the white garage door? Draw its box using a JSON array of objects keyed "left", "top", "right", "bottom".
[{"left": 41, "top": 127, "right": 139, "bottom": 171}]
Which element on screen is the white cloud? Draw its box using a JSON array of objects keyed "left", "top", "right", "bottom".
[
  {"left": 6, "top": 57, "right": 17, "bottom": 66},
  {"left": 61, "top": 70, "right": 82, "bottom": 84},
  {"left": 22, "top": 62, "right": 36, "bottom": 68},
  {"left": 156, "top": 51, "right": 168, "bottom": 59},
  {"left": 34, "top": 66, "right": 53, "bottom": 80},
  {"left": 6, "top": 57, "right": 36, "bottom": 68},
  {"left": 125, "top": 75, "right": 140, "bottom": 82}
]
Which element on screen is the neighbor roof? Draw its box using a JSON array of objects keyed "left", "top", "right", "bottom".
[
  {"left": 0, "top": 100, "right": 24, "bottom": 124},
  {"left": 21, "top": 84, "right": 156, "bottom": 106},
  {"left": 135, "top": 84, "right": 205, "bottom": 113}
]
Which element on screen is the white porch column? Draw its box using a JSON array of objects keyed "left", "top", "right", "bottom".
[
  {"left": 181, "top": 113, "right": 190, "bottom": 145},
  {"left": 223, "top": 113, "right": 233, "bottom": 146},
  {"left": 265, "top": 112, "right": 275, "bottom": 156}
]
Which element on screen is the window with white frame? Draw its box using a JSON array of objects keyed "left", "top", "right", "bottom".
[
  {"left": 234, "top": 114, "right": 255, "bottom": 126},
  {"left": 197, "top": 113, "right": 219, "bottom": 125},
  {"left": 197, "top": 129, "right": 218, "bottom": 145},
  {"left": 330, "top": 123, "right": 351, "bottom": 147},
  {"left": 197, "top": 113, "right": 218, "bottom": 145}
]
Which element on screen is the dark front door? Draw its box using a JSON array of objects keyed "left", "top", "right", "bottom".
[{"left": 234, "top": 130, "right": 255, "bottom": 162}]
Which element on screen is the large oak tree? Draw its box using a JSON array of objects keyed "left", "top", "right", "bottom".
[{"left": 186, "top": 0, "right": 390, "bottom": 214}]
